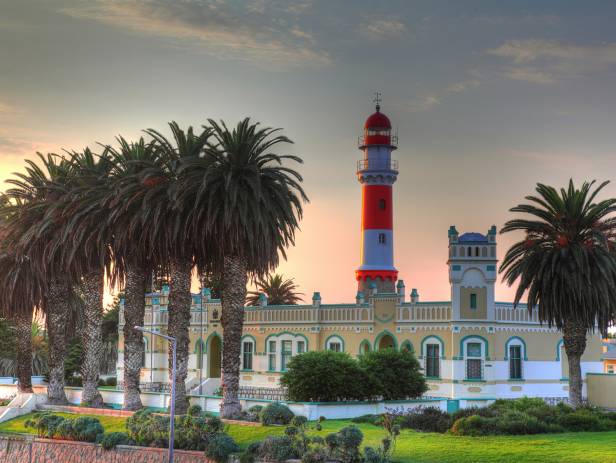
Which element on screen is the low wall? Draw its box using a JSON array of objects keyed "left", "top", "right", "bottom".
[
  {"left": 587, "top": 373, "right": 616, "bottom": 409},
  {"left": 0, "top": 435, "right": 213, "bottom": 463}
]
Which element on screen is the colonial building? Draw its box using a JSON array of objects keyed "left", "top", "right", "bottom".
[{"left": 117, "top": 101, "right": 603, "bottom": 401}]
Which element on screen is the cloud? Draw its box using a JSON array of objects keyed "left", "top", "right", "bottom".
[
  {"left": 488, "top": 39, "right": 616, "bottom": 83},
  {"left": 400, "top": 79, "right": 480, "bottom": 112},
  {"left": 60, "top": 0, "right": 330, "bottom": 69},
  {"left": 361, "top": 19, "right": 406, "bottom": 40}
]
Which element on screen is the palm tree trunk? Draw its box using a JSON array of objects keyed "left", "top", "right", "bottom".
[
  {"left": 220, "top": 255, "right": 247, "bottom": 418},
  {"left": 167, "top": 258, "right": 192, "bottom": 415},
  {"left": 122, "top": 263, "right": 147, "bottom": 411},
  {"left": 563, "top": 320, "right": 588, "bottom": 408},
  {"left": 46, "top": 279, "right": 69, "bottom": 404},
  {"left": 80, "top": 269, "right": 105, "bottom": 407},
  {"left": 15, "top": 311, "right": 33, "bottom": 394}
]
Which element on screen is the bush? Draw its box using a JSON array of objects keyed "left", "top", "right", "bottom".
[
  {"left": 326, "top": 426, "right": 363, "bottom": 463},
  {"left": 257, "top": 435, "right": 299, "bottom": 462},
  {"left": 99, "top": 432, "right": 130, "bottom": 450},
  {"left": 398, "top": 407, "right": 452, "bottom": 433},
  {"left": 187, "top": 404, "right": 202, "bottom": 416},
  {"left": 260, "top": 402, "right": 294, "bottom": 425},
  {"left": 351, "top": 414, "right": 382, "bottom": 426},
  {"left": 451, "top": 415, "right": 499, "bottom": 436},
  {"left": 25, "top": 413, "right": 67, "bottom": 438},
  {"left": 359, "top": 349, "right": 428, "bottom": 400},
  {"left": 71, "top": 416, "right": 105, "bottom": 442},
  {"left": 558, "top": 410, "right": 611, "bottom": 432},
  {"left": 280, "top": 351, "right": 378, "bottom": 402},
  {"left": 24, "top": 413, "right": 104, "bottom": 442},
  {"left": 126, "top": 410, "right": 169, "bottom": 448},
  {"left": 204, "top": 433, "right": 240, "bottom": 462}
]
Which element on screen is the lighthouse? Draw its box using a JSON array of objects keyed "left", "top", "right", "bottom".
[{"left": 356, "top": 94, "right": 399, "bottom": 293}]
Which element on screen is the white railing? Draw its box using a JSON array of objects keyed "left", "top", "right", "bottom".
[
  {"left": 495, "top": 305, "right": 539, "bottom": 324},
  {"left": 243, "top": 305, "right": 373, "bottom": 324},
  {"left": 397, "top": 305, "right": 451, "bottom": 322}
]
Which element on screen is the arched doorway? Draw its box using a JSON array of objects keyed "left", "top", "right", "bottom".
[
  {"left": 208, "top": 335, "right": 222, "bottom": 378},
  {"left": 378, "top": 333, "right": 396, "bottom": 351}
]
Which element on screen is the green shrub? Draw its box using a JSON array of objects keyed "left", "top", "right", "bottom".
[
  {"left": 326, "top": 425, "right": 363, "bottom": 463},
  {"left": 204, "top": 433, "right": 240, "bottom": 462},
  {"left": 351, "top": 414, "right": 382, "bottom": 426},
  {"left": 495, "top": 411, "right": 554, "bottom": 435},
  {"left": 187, "top": 404, "right": 202, "bottom": 416},
  {"left": 99, "top": 432, "right": 130, "bottom": 450},
  {"left": 451, "top": 406, "right": 496, "bottom": 422},
  {"left": 558, "top": 410, "right": 611, "bottom": 432},
  {"left": 257, "top": 435, "right": 299, "bottom": 462},
  {"left": 280, "top": 351, "right": 378, "bottom": 402},
  {"left": 451, "top": 415, "right": 499, "bottom": 436},
  {"left": 126, "top": 410, "right": 170, "bottom": 448},
  {"left": 302, "top": 446, "right": 329, "bottom": 463},
  {"left": 358, "top": 349, "right": 428, "bottom": 400},
  {"left": 70, "top": 416, "right": 104, "bottom": 442},
  {"left": 25, "top": 413, "right": 68, "bottom": 438},
  {"left": 248, "top": 405, "right": 263, "bottom": 414},
  {"left": 398, "top": 407, "right": 452, "bottom": 433},
  {"left": 260, "top": 402, "right": 294, "bottom": 425}
]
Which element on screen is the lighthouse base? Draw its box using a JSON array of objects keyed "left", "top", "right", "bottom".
[{"left": 356, "top": 270, "right": 398, "bottom": 294}]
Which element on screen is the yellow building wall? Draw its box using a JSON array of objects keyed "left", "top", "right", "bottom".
[
  {"left": 460, "top": 287, "right": 487, "bottom": 319},
  {"left": 587, "top": 373, "right": 616, "bottom": 408}
]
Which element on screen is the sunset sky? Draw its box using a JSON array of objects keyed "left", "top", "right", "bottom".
[{"left": 2, "top": 1, "right": 616, "bottom": 306}]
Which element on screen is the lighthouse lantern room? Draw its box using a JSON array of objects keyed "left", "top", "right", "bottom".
[{"left": 356, "top": 94, "right": 399, "bottom": 293}]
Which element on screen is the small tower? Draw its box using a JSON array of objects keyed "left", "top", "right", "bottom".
[
  {"left": 355, "top": 94, "right": 399, "bottom": 293},
  {"left": 448, "top": 225, "right": 498, "bottom": 320}
]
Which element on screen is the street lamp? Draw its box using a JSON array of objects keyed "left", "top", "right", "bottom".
[{"left": 135, "top": 326, "right": 177, "bottom": 463}]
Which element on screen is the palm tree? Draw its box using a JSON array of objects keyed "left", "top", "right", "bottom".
[
  {"left": 105, "top": 137, "right": 164, "bottom": 410},
  {"left": 500, "top": 180, "right": 616, "bottom": 407},
  {"left": 143, "top": 122, "right": 212, "bottom": 414},
  {"left": 246, "top": 274, "right": 303, "bottom": 306},
  {"left": 178, "top": 118, "right": 307, "bottom": 417},
  {"left": 57, "top": 148, "right": 115, "bottom": 407},
  {"left": 2, "top": 154, "right": 76, "bottom": 404}
]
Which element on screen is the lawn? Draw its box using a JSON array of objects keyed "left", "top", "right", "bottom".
[{"left": 1, "top": 413, "right": 616, "bottom": 463}]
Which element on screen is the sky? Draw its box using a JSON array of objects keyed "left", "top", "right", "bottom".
[{"left": 1, "top": 0, "right": 616, "bottom": 306}]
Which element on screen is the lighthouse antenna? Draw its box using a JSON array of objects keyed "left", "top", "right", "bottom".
[{"left": 373, "top": 91, "right": 382, "bottom": 111}]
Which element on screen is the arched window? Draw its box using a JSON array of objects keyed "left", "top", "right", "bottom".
[
  {"left": 400, "top": 340, "right": 414, "bottom": 353},
  {"left": 378, "top": 233, "right": 387, "bottom": 244},
  {"left": 461, "top": 337, "right": 488, "bottom": 380},
  {"left": 195, "top": 339, "right": 205, "bottom": 370},
  {"left": 460, "top": 247, "right": 465, "bottom": 257},
  {"left": 505, "top": 337, "right": 526, "bottom": 380},
  {"left": 241, "top": 337, "right": 255, "bottom": 371},
  {"left": 475, "top": 247, "right": 479, "bottom": 257},
  {"left": 379, "top": 199, "right": 386, "bottom": 210},
  {"left": 326, "top": 335, "right": 344, "bottom": 352},
  {"left": 467, "top": 246, "right": 472, "bottom": 256},
  {"left": 268, "top": 340, "right": 277, "bottom": 371},
  {"left": 422, "top": 336, "right": 444, "bottom": 379},
  {"left": 359, "top": 340, "right": 371, "bottom": 355}
]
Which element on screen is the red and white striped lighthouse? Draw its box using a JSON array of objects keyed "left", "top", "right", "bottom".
[{"left": 356, "top": 94, "right": 399, "bottom": 293}]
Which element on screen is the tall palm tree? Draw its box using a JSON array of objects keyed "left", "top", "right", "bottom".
[
  {"left": 141, "top": 122, "right": 212, "bottom": 413},
  {"left": 178, "top": 118, "right": 307, "bottom": 417},
  {"left": 2, "top": 154, "right": 76, "bottom": 404},
  {"left": 500, "top": 180, "right": 616, "bottom": 407},
  {"left": 56, "top": 148, "right": 115, "bottom": 407},
  {"left": 246, "top": 273, "right": 303, "bottom": 306},
  {"left": 105, "top": 137, "right": 163, "bottom": 410}
]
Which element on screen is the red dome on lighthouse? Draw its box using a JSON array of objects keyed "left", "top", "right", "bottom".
[{"left": 364, "top": 107, "right": 391, "bottom": 129}]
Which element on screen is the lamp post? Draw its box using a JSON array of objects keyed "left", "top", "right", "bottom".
[{"left": 135, "top": 326, "right": 177, "bottom": 463}]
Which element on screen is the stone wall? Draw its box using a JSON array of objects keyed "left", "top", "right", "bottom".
[{"left": 0, "top": 436, "right": 213, "bottom": 463}]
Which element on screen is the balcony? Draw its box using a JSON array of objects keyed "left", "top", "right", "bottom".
[{"left": 357, "top": 159, "right": 398, "bottom": 173}]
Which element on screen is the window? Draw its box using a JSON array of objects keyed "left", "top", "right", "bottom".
[
  {"left": 378, "top": 233, "right": 386, "bottom": 244},
  {"left": 268, "top": 340, "right": 277, "bottom": 371},
  {"left": 509, "top": 345, "right": 522, "bottom": 379},
  {"left": 467, "top": 246, "right": 472, "bottom": 256},
  {"left": 426, "top": 344, "right": 440, "bottom": 378},
  {"left": 482, "top": 247, "right": 487, "bottom": 257},
  {"left": 327, "top": 337, "right": 343, "bottom": 352},
  {"left": 475, "top": 247, "right": 479, "bottom": 257},
  {"left": 297, "top": 340, "right": 305, "bottom": 354},
  {"left": 608, "top": 365, "right": 615, "bottom": 374},
  {"left": 466, "top": 342, "right": 483, "bottom": 380},
  {"left": 196, "top": 341, "right": 204, "bottom": 369},
  {"left": 281, "top": 340, "right": 292, "bottom": 371},
  {"left": 242, "top": 341, "right": 253, "bottom": 370},
  {"left": 379, "top": 199, "right": 386, "bottom": 210},
  {"left": 470, "top": 293, "right": 477, "bottom": 309},
  {"left": 460, "top": 247, "right": 465, "bottom": 257}
]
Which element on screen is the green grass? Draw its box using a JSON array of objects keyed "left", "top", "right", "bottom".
[{"left": 2, "top": 413, "right": 616, "bottom": 462}]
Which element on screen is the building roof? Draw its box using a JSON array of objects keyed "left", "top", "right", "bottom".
[{"left": 459, "top": 232, "right": 488, "bottom": 243}]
